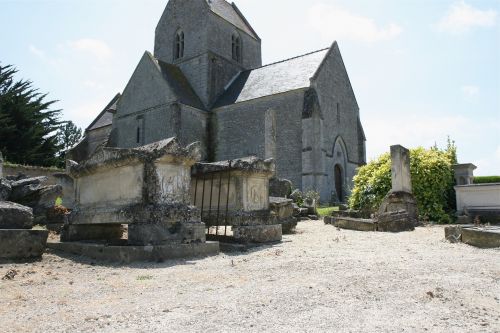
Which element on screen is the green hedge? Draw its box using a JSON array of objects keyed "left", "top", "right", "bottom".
[
  {"left": 349, "top": 147, "right": 456, "bottom": 223},
  {"left": 474, "top": 176, "right": 500, "bottom": 184}
]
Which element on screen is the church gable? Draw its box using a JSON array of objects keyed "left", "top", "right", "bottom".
[{"left": 117, "top": 51, "right": 203, "bottom": 118}]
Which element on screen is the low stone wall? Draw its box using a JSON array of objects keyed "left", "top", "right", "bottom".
[
  {"left": 3, "top": 164, "right": 63, "bottom": 185},
  {"left": 455, "top": 183, "right": 500, "bottom": 215}
]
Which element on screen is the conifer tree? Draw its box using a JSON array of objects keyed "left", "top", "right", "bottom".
[{"left": 0, "top": 63, "right": 63, "bottom": 166}]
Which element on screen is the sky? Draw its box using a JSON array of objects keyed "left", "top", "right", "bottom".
[{"left": 0, "top": 0, "right": 499, "bottom": 175}]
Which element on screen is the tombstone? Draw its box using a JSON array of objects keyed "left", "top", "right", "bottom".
[
  {"left": 452, "top": 164, "right": 476, "bottom": 185},
  {"left": 60, "top": 138, "right": 217, "bottom": 252},
  {"left": 378, "top": 145, "right": 418, "bottom": 230},
  {"left": 191, "top": 157, "right": 282, "bottom": 243},
  {"left": 390, "top": 145, "right": 412, "bottom": 193}
]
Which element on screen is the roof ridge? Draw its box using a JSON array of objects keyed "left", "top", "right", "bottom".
[{"left": 255, "top": 47, "right": 330, "bottom": 70}]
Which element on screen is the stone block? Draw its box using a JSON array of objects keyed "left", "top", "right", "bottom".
[
  {"left": 333, "top": 217, "right": 377, "bottom": 232},
  {"left": 61, "top": 224, "right": 124, "bottom": 242},
  {"left": 128, "top": 222, "right": 206, "bottom": 246},
  {"left": 233, "top": 225, "right": 282, "bottom": 243},
  {"left": 0, "top": 202, "right": 33, "bottom": 229},
  {"left": 390, "top": 145, "right": 412, "bottom": 193},
  {"left": 0, "top": 178, "right": 12, "bottom": 201},
  {"left": 0, "top": 229, "right": 48, "bottom": 260},
  {"left": 47, "top": 241, "right": 219, "bottom": 263},
  {"left": 445, "top": 226, "right": 463, "bottom": 243},
  {"left": 377, "top": 210, "right": 415, "bottom": 232},
  {"left": 269, "top": 178, "right": 292, "bottom": 198},
  {"left": 378, "top": 191, "right": 418, "bottom": 224},
  {"left": 461, "top": 227, "right": 500, "bottom": 249},
  {"left": 10, "top": 176, "right": 48, "bottom": 201}
]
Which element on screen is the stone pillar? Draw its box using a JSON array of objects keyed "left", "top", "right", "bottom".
[
  {"left": 390, "top": 145, "right": 412, "bottom": 193},
  {"left": 264, "top": 109, "right": 277, "bottom": 160},
  {"left": 452, "top": 164, "right": 476, "bottom": 185}
]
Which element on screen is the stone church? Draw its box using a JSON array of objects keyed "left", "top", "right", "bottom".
[{"left": 71, "top": 0, "right": 367, "bottom": 203}]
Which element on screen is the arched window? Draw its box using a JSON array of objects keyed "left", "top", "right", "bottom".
[
  {"left": 231, "top": 33, "right": 241, "bottom": 63},
  {"left": 175, "top": 30, "right": 184, "bottom": 60}
]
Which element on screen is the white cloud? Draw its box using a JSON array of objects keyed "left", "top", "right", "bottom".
[
  {"left": 461, "top": 85, "right": 480, "bottom": 97},
  {"left": 437, "top": 1, "right": 497, "bottom": 33},
  {"left": 308, "top": 4, "right": 402, "bottom": 43},
  {"left": 29, "top": 45, "right": 46, "bottom": 58},
  {"left": 83, "top": 80, "right": 105, "bottom": 90},
  {"left": 68, "top": 38, "right": 112, "bottom": 60}
]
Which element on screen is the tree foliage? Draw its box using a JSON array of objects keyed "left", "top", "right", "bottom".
[
  {"left": 349, "top": 143, "right": 457, "bottom": 223},
  {"left": 0, "top": 64, "right": 63, "bottom": 167},
  {"left": 58, "top": 121, "right": 82, "bottom": 152}
]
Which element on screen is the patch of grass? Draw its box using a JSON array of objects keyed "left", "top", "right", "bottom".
[
  {"left": 136, "top": 275, "right": 154, "bottom": 281},
  {"left": 474, "top": 176, "right": 500, "bottom": 184},
  {"left": 317, "top": 206, "right": 340, "bottom": 217}
]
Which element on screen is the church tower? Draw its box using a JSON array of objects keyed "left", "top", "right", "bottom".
[{"left": 155, "top": 0, "right": 262, "bottom": 108}]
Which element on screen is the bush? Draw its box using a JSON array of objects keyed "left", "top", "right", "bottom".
[
  {"left": 349, "top": 146, "right": 456, "bottom": 223},
  {"left": 474, "top": 176, "right": 500, "bottom": 184}
]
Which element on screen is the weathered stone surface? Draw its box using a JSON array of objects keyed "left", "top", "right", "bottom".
[
  {"left": 0, "top": 202, "right": 33, "bottom": 229},
  {"left": 0, "top": 178, "right": 12, "bottom": 201},
  {"left": 269, "top": 178, "right": 293, "bottom": 198},
  {"left": 61, "top": 224, "right": 124, "bottom": 242},
  {"left": 379, "top": 191, "right": 418, "bottom": 225},
  {"left": 0, "top": 151, "right": 3, "bottom": 178},
  {"left": 377, "top": 210, "right": 415, "bottom": 232},
  {"left": 0, "top": 229, "right": 48, "bottom": 260},
  {"left": 47, "top": 240, "right": 219, "bottom": 263},
  {"left": 233, "top": 225, "right": 282, "bottom": 243},
  {"left": 461, "top": 227, "right": 500, "bottom": 249},
  {"left": 269, "top": 197, "right": 297, "bottom": 233},
  {"left": 129, "top": 222, "right": 206, "bottom": 246},
  {"left": 333, "top": 217, "right": 377, "bottom": 232},
  {"left": 29, "top": 185, "right": 63, "bottom": 216},
  {"left": 390, "top": 145, "right": 412, "bottom": 193},
  {"left": 445, "top": 226, "right": 463, "bottom": 243},
  {"left": 10, "top": 176, "right": 48, "bottom": 201}
]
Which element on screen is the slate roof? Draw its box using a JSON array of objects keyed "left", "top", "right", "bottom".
[
  {"left": 213, "top": 48, "right": 329, "bottom": 108},
  {"left": 87, "top": 93, "right": 121, "bottom": 131},
  {"left": 207, "top": 0, "right": 258, "bottom": 39},
  {"left": 157, "top": 60, "right": 206, "bottom": 110}
]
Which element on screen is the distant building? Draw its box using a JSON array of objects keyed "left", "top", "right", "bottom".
[{"left": 71, "top": 0, "right": 366, "bottom": 202}]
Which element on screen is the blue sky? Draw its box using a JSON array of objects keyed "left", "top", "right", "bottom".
[{"left": 1, "top": 0, "right": 499, "bottom": 175}]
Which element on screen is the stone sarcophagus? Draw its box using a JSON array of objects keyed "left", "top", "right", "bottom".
[
  {"left": 190, "top": 157, "right": 282, "bottom": 243},
  {"left": 62, "top": 138, "right": 206, "bottom": 246}
]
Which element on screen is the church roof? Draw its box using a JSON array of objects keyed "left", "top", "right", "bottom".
[
  {"left": 207, "top": 0, "right": 259, "bottom": 39},
  {"left": 157, "top": 60, "right": 206, "bottom": 110},
  {"left": 213, "top": 48, "right": 329, "bottom": 108},
  {"left": 87, "top": 93, "right": 121, "bottom": 131}
]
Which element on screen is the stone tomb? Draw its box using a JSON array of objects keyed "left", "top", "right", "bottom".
[
  {"left": 328, "top": 145, "right": 417, "bottom": 233},
  {"left": 191, "top": 157, "right": 282, "bottom": 243},
  {"left": 51, "top": 138, "right": 219, "bottom": 262},
  {"left": 445, "top": 225, "right": 500, "bottom": 248}
]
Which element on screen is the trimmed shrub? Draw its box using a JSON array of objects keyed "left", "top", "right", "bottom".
[
  {"left": 474, "top": 176, "right": 500, "bottom": 184},
  {"left": 349, "top": 146, "right": 456, "bottom": 223}
]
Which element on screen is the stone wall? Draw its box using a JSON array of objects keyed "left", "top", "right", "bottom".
[
  {"left": 311, "top": 42, "right": 366, "bottom": 200},
  {"left": 214, "top": 91, "right": 305, "bottom": 189},
  {"left": 3, "top": 164, "right": 63, "bottom": 185}
]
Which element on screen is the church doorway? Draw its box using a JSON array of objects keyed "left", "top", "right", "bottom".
[{"left": 334, "top": 164, "right": 343, "bottom": 202}]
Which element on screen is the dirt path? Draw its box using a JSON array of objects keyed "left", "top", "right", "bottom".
[{"left": 0, "top": 221, "right": 499, "bottom": 333}]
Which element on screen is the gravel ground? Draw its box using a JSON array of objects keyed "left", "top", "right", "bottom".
[{"left": 0, "top": 220, "right": 499, "bottom": 333}]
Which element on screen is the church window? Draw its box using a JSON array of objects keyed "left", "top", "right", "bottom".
[
  {"left": 232, "top": 33, "right": 242, "bottom": 63},
  {"left": 175, "top": 30, "right": 185, "bottom": 60},
  {"left": 136, "top": 127, "right": 141, "bottom": 144}
]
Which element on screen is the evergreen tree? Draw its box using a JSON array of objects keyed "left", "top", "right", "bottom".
[
  {"left": 0, "top": 63, "right": 63, "bottom": 166},
  {"left": 58, "top": 121, "right": 82, "bottom": 152}
]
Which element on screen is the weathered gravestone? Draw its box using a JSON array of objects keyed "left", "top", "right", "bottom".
[
  {"left": 378, "top": 145, "right": 418, "bottom": 230},
  {"left": 51, "top": 138, "right": 219, "bottom": 262}
]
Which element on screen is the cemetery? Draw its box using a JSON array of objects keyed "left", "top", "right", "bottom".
[{"left": 0, "top": 0, "right": 498, "bottom": 331}]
